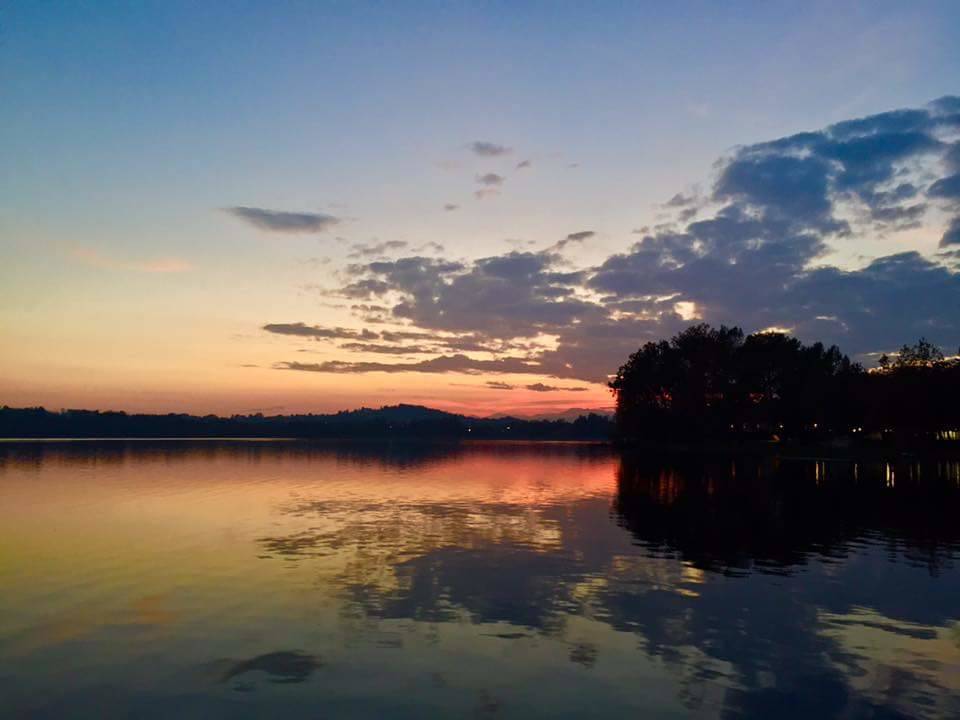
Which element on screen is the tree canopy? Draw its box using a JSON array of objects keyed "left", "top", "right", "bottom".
[{"left": 610, "top": 325, "right": 958, "bottom": 444}]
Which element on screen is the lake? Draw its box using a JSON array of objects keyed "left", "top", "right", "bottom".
[{"left": 1, "top": 440, "right": 959, "bottom": 719}]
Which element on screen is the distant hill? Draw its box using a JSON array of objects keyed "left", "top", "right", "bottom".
[
  {"left": 500, "top": 408, "right": 615, "bottom": 422},
  {"left": 332, "top": 404, "right": 463, "bottom": 423},
  {"left": 0, "top": 404, "right": 613, "bottom": 441}
]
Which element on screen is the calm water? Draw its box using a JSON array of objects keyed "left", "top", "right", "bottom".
[{"left": 1, "top": 441, "right": 959, "bottom": 719}]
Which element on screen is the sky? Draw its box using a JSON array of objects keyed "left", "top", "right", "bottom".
[{"left": 1, "top": 1, "right": 959, "bottom": 417}]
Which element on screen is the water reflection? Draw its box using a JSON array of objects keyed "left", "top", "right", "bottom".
[
  {"left": 1, "top": 440, "right": 958, "bottom": 719},
  {"left": 609, "top": 457, "right": 960, "bottom": 718},
  {"left": 220, "top": 651, "right": 322, "bottom": 685},
  {"left": 614, "top": 455, "right": 960, "bottom": 575}
]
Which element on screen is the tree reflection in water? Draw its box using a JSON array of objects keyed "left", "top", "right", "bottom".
[
  {"left": 5, "top": 440, "right": 954, "bottom": 718},
  {"left": 257, "top": 449, "right": 960, "bottom": 719}
]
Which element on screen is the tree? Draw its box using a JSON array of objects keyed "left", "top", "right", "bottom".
[
  {"left": 610, "top": 325, "right": 862, "bottom": 443},
  {"left": 891, "top": 338, "right": 944, "bottom": 368}
]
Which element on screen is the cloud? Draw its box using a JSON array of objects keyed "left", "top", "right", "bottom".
[
  {"left": 470, "top": 141, "right": 512, "bottom": 157},
  {"left": 262, "top": 323, "right": 377, "bottom": 340},
  {"left": 225, "top": 206, "right": 340, "bottom": 233},
  {"left": 485, "top": 381, "right": 515, "bottom": 390},
  {"left": 265, "top": 97, "right": 960, "bottom": 380},
  {"left": 665, "top": 193, "right": 695, "bottom": 207},
  {"left": 342, "top": 251, "right": 597, "bottom": 338},
  {"left": 551, "top": 230, "right": 595, "bottom": 252},
  {"left": 70, "top": 247, "right": 192, "bottom": 273},
  {"left": 413, "top": 241, "right": 446, "bottom": 253},
  {"left": 871, "top": 203, "right": 927, "bottom": 230},
  {"left": 339, "top": 278, "right": 393, "bottom": 299},
  {"left": 525, "top": 383, "right": 589, "bottom": 393},
  {"left": 476, "top": 173, "right": 505, "bottom": 186},
  {"left": 941, "top": 217, "right": 960, "bottom": 247},
  {"left": 338, "top": 342, "right": 438, "bottom": 355},
  {"left": 945, "top": 142, "right": 960, "bottom": 173},
  {"left": 265, "top": 318, "right": 535, "bottom": 358},
  {"left": 275, "top": 354, "right": 539, "bottom": 375},
  {"left": 714, "top": 153, "right": 842, "bottom": 233},
  {"left": 347, "top": 240, "right": 408, "bottom": 258},
  {"left": 378, "top": 330, "right": 437, "bottom": 342},
  {"left": 443, "top": 203, "right": 459, "bottom": 211},
  {"left": 516, "top": 160, "right": 532, "bottom": 170},
  {"left": 929, "top": 174, "right": 960, "bottom": 201}
]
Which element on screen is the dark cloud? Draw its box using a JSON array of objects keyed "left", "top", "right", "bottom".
[
  {"left": 928, "top": 173, "right": 960, "bottom": 201},
  {"left": 941, "top": 217, "right": 960, "bottom": 247},
  {"left": 378, "top": 329, "right": 437, "bottom": 342},
  {"left": 713, "top": 103, "right": 956, "bottom": 235},
  {"left": 548, "top": 231, "right": 596, "bottom": 253},
  {"left": 930, "top": 95, "right": 960, "bottom": 115},
  {"left": 486, "top": 381, "right": 515, "bottom": 390},
  {"left": 262, "top": 323, "right": 377, "bottom": 340},
  {"left": 275, "top": 354, "right": 539, "bottom": 375},
  {"left": 351, "top": 303, "right": 389, "bottom": 314},
  {"left": 827, "top": 108, "right": 933, "bottom": 139},
  {"left": 516, "top": 160, "right": 532, "bottom": 169},
  {"left": 470, "top": 141, "right": 512, "bottom": 157},
  {"left": 525, "top": 383, "right": 589, "bottom": 393},
  {"left": 339, "top": 278, "right": 394, "bottom": 299},
  {"left": 476, "top": 173, "right": 505, "bottom": 186},
  {"left": 338, "top": 342, "right": 438, "bottom": 355},
  {"left": 443, "top": 203, "right": 459, "bottom": 211},
  {"left": 265, "top": 98, "right": 960, "bottom": 380},
  {"left": 715, "top": 153, "right": 842, "bottom": 233},
  {"left": 413, "top": 241, "right": 446, "bottom": 254},
  {"left": 346, "top": 251, "right": 599, "bottom": 338},
  {"left": 347, "top": 240, "right": 408, "bottom": 258},
  {"left": 870, "top": 203, "right": 927, "bottom": 230},
  {"left": 665, "top": 193, "right": 695, "bottom": 207},
  {"left": 226, "top": 207, "right": 340, "bottom": 233},
  {"left": 945, "top": 142, "right": 960, "bottom": 172}
]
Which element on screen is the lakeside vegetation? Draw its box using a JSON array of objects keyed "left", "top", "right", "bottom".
[
  {"left": 4, "top": 327, "right": 959, "bottom": 450},
  {"left": 610, "top": 325, "right": 960, "bottom": 448},
  {"left": 0, "top": 403, "right": 613, "bottom": 441}
]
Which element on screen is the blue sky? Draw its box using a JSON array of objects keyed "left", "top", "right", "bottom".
[{"left": 1, "top": 2, "right": 958, "bottom": 414}]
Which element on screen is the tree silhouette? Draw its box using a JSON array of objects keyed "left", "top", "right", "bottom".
[{"left": 611, "top": 326, "right": 957, "bottom": 445}]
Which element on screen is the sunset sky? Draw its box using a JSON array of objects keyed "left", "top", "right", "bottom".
[{"left": 2, "top": 2, "right": 959, "bottom": 416}]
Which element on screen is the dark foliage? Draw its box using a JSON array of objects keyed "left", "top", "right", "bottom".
[
  {"left": 610, "top": 325, "right": 960, "bottom": 445},
  {"left": 0, "top": 403, "right": 613, "bottom": 441}
]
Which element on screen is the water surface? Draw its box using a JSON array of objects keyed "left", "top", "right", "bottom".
[{"left": 1, "top": 441, "right": 959, "bottom": 718}]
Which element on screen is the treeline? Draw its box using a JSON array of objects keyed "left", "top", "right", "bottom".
[
  {"left": 0, "top": 403, "right": 613, "bottom": 441},
  {"left": 609, "top": 325, "right": 960, "bottom": 446}
]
